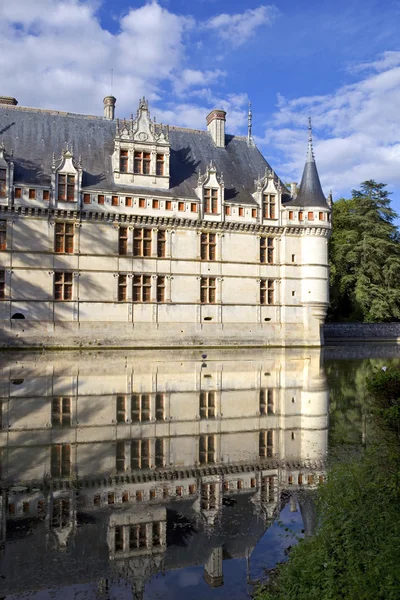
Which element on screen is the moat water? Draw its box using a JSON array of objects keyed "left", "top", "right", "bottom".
[{"left": 1, "top": 344, "right": 400, "bottom": 600}]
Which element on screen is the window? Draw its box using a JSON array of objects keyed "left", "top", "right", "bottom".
[
  {"left": 152, "top": 199, "right": 159, "bottom": 209},
  {"left": 58, "top": 174, "right": 75, "bottom": 202},
  {"left": 43, "top": 190, "right": 50, "bottom": 201},
  {"left": 97, "top": 195, "right": 105, "bottom": 205},
  {"left": 308, "top": 211, "right": 314, "bottom": 221},
  {"left": 199, "top": 435, "right": 215, "bottom": 464},
  {"left": 200, "top": 391, "right": 215, "bottom": 418},
  {"left": 120, "top": 149, "right": 129, "bottom": 173},
  {"left": 260, "top": 279, "right": 275, "bottom": 305},
  {"left": 133, "top": 275, "right": 151, "bottom": 302},
  {"left": 157, "top": 230, "right": 166, "bottom": 258},
  {"left": 116, "top": 441, "right": 125, "bottom": 473},
  {"left": 129, "top": 524, "right": 147, "bottom": 549},
  {"left": 118, "top": 274, "right": 127, "bottom": 301},
  {"left": 51, "top": 398, "right": 71, "bottom": 427},
  {"left": 115, "top": 525, "right": 123, "bottom": 552},
  {"left": 14, "top": 187, "right": 21, "bottom": 198},
  {"left": 116, "top": 395, "right": 126, "bottom": 422},
  {"left": 225, "top": 206, "right": 231, "bottom": 216},
  {"left": 237, "top": 480, "right": 244, "bottom": 490},
  {"left": 204, "top": 188, "right": 218, "bottom": 214},
  {"left": 131, "top": 439, "right": 150, "bottom": 469},
  {"left": 260, "top": 237, "right": 274, "bottom": 264},
  {"left": 201, "top": 483, "right": 217, "bottom": 510},
  {"left": 319, "top": 212, "right": 324, "bottom": 220},
  {"left": 134, "top": 151, "right": 151, "bottom": 174},
  {"left": 119, "top": 227, "right": 128, "bottom": 255},
  {"left": 263, "top": 194, "right": 276, "bottom": 219},
  {"left": 299, "top": 211, "right": 304, "bottom": 221},
  {"left": 83, "top": 193, "right": 90, "bottom": 204},
  {"left": 52, "top": 499, "right": 70, "bottom": 528},
  {"left": 298, "top": 474, "right": 303, "bottom": 485},
  {"left": 289, "top": 210, "right": 294, "bottom": 219},
  {"left": 239, "top": 207, "right": 244, "bottom": 217},
  {"left": 189, "top": 484, "right": 196, "bottom": 495},
  {"left": 153, "top": 522, "right": 162, "bottom": 546},
  {"left": 260, "top": 389, "right": 274, "bottom": 415},
  {"left": 178, "top": 201, "right": 185, "bottom": 211},
  {"left": 0, "top": 271, "right": 5, "bottom": 300},
  {"left": 251, "top": 478, "right": 256, "bottom": 488},
  {"left": 156, "top": 154, "right": 165, "bottom": 176},
  {"left": 131, "top": 394, "right": 151, "bottom": 422},
  {"left": 0, "top": 221, "right": 6, "bottom": 251},
  {"left": 139, "top": 197, "right": 146, "bottom": 208},
  {"left": 55, "top": 222, "right": 74, "bottom": 254},
  {"left": 259, "top": 431, "right": 273, "bottom": 458},
  {"left": 155, "top": 438, "right": 165, "bottom": 467},
  {"left": 156, "top": 276, "right": 165, "bottom": 302},
  {"left": 166, "top": 200, "right": 172, "bottom": 210},
  {"left": 201, "top": 232, "right": 216, "bottom": 261},
  {"left": 126, "top": 196, "right": 132, "bottom": 207},
  {"left": 112, "top": 196, "right": 119, "bottom": 206},
  {"left": 201, "top": 277, "right": 216, "bottom": 304},
  {"left": 93, "top": 493, "right": 101, "bottom": 506},
  {"left": 51, "top": 444, "right": 71, "bottom": 477},
  {"left": 262, "top": 476, "right": 275, "bottom": 502},
  {"left": 0, "top": 170, "right": 6, "bottom": 197},
  {"left": 133, "top": 228, "right": 152, "bottom": 257},
  {"left": 54, "top": 272, "right": 73, "bottom": 301},
  {"left": 292, "top": 254, "right": 296, "bottom": 263},
  {"left": 191, "top": 203, "right": 197, "bottom": 213},
  {"left": 252, "top": 209, "right": 257, "bottom": 218},
  {"left": 150, "top": 489, "right": 156, "bottom": 500},
  {"left": 156, "top": 393, "right": 165, "bottom": 420},
  {"left": 108, "top": 493, "right": 115, "bottom": 504},
  {"left": 29, "top": 189, "right": 36, "bottom": 200}
]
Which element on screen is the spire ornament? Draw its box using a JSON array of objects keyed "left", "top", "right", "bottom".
[
  {"left": 248, "top": 102, "right": 252, "bottom": 142},
  {"left": 307, "top": 116, "right": 315, "bottom": 162}
]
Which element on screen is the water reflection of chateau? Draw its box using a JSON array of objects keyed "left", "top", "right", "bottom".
[{"left": 0, "top": 349, "right": 328, "bottom": 598}]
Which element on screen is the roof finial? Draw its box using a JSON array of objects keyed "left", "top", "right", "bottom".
[
  {"left": 247, "top": 101, "right": 252, "bottom": 143},
  {"left": 307, "top": 116, "right": 315, "bottom": 162}
]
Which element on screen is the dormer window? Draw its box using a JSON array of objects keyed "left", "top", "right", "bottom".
[
  {"left": 205, "top": 188, "right": 218, "bottom": 214},
  {"left": 134, "top": 151, "right": 151, "bottom": 175},
  {"left": 263, "top": 194, "right": 276, "bottom": 219},
  {"left": 58, "top": 174, "right": 75, "bottom": 202},
  {"left": 156, "top": 154, "right": 165, "bottom": 176},
  {"left": 120, "top": 150, "right": 128, "bottom": 173},
  {"left": 0, "top": 169, "right": 6, "bottom": 197}
]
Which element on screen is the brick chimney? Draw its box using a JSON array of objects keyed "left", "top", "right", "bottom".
[
  {"left": 0, "top": 97, "right": 18, "bottom": 106},
  {"left": 206, "top": 109, "right": 226, "bottom": 148},
  {"left": 103, "top": 96, "right": 116, "bottom": 120}
]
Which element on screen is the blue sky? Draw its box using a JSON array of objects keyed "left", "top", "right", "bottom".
[{"left": 1, "top": 0, "right": 400, "bottom": 211}]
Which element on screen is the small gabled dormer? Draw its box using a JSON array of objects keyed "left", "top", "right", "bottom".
[
  {"left": 253, "top": 167, "right": 282, "bottom": 223},
  {"left": 51, "top": 146, "right": 82, "bottom": 206},
  {"left": 112, "top": 97, "right": 171, "bottom": 190},
  {"left": 196, "top": 161, "right": 224, "bottom": 222},
  {"left": 0, "top": 141, "right": 14, "bottom": 206}
]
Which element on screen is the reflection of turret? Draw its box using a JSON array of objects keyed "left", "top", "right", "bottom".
[{"left": 204, "top": 547, "right": 223, "bottom": 588}]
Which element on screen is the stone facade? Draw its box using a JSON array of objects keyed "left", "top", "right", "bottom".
[{"left": 0, "top": 97, "right": 331, "bottom": 348}]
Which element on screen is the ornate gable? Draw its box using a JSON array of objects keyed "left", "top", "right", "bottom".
[
  {"left": 253, "top": 167, "right": 282, "bottom": 222},
  {"left": 196, "top": 160, "right": 224, "bottom": 222},
  {"left": 51, "top": 145, "right": 83, "bottom": 206}
]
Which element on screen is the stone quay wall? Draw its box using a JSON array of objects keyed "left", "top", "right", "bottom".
[{"left": 324, "top": 322, "right": 400, "bottom": 343}]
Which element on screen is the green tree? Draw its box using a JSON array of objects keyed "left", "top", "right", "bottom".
[{"left": 328, "top": 180, "right": 400, "bottom": 322}]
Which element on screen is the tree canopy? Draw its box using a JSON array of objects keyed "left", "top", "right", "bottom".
[{"left": 328, "top": 180, "right": 400, "bottom": 322}]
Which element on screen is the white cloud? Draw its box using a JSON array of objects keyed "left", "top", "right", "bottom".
[
  {"left": 173, "top": 68, "right": 226, "bottom": 95},
  {"left": 261, "top": 52, "right": 400, "bottom": 197},
  {"left": 206, "top": 5, "right": 279, "bottom": 46}
]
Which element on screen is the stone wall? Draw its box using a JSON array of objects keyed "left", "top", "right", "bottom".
[{"left": 324, "top": 322, "right": 400, "bottom": 342}]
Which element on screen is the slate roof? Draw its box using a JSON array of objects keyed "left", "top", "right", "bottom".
[
  {"left": 0, "top": 105, "right": 286, "bottom": 206},
  {"left": 283, "top": 136, "right": 329, "bottom": 208}
]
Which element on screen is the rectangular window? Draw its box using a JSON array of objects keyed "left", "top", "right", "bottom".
[
  {"left": 199, "top": 435, "right": 215, "bottom": 464},
  {"left": 204, "top": 188, "right": 218, "bottom": 214},
  {"left": 131, "top": 394, "right": 151, "bottom": 422},
  {"left": 118, "top": 274, "right": 127, "bottom": 301},
  {"left": 51, "top": 397, "right": 71, "bottom": 427},
  {"left": 200, "top": 391, "right": 215, "bottom": 419},
  {"left": 97, "top": 195, "right": 105, "bottom": 205},
  {"left": 263, "top": 194, "right": 276, "bottom": 219},
  {"left": 112, "top": 196, "right": 119, "bottom": 206},
  {"left": 191, "top": 203, "right": 197, "bottom": 213},
  {"left": 156, "top": 393, "right": 165, "bottom": 421},
  {"left": 14, "top": 187, "right": 21, "bottom": 198},
  {"left": 166, "top": 200, "right": 172, "bottom": 210},
  {"left": 139, "top": 197, "right": 146, "bottom": 208},
  {"left": 126, "top": 196, "right": 132, "bottom": 207},
  {"left": 54, "top": 272, "right": 73, "bottom": 301},
  {"left": 319, "top": 212, "right": 324, "bottom": 220},
  {"left": 134, "top": 151, "right": 151, "bottom": 175},
  {"left": 299, "top": 211, "right": 304, "bottom": 221},
  {"left": 201, "top": 483, "right": 217, "bottom": 510},
  {"left": 259, "top": 431, "right": 273, "bottom": 458},
  {"left": 131, "top": 439, "right": 150, "bottom": 469},
  {"left": 116, "top": 395, "right": 126, "bottom": 422},
  {"left": 115, "top": 525, "right": 123, "bottom": 552},
  {"left": 0, "top": 221, "right": 6, "bottom": 251},
  {"left": 129, "top": 524, "right": 147, "bottom": 549},
  {"left": 29, "top": 189, "right": 36, "bottom": 200},
  {"left": 260, "top": 279, "right": 275, "bottom": 305},
  {"left": 51, "top": 444, "right": 71, "bottom": 477},
  {"left": 252, "top": 209, "right": 257, "bottom": 218},
  {"left": 55, "top": 222, "right": 74, "bottom": 254},
  {"left": 308, "top": 211, "right": 314, "bottom": 221},
  {"left": 119, "top": 227, "right": 128, "bottom": 255},
  {"left": 289, "top": 210, "right": 294, "bottom": 219},
  {"left": 152, "top": 199, "right": 159, "bottom": 209},
  {"left": 201, "top": 232, "right": 216, "bottom": 261},
  {"left": 157, "top": 230, "right": 166, "bottom": 258},
  {"left": 262, "top": 476, "right": 275, "bottom": 502},
  {"left": 153, "top": 522, "right": 161, "bottom": 546},
  {"left": 116, "top": 441, "right": 125, "bottom": 473},
  {"left": 239, "top": 207, "right": 244, "bottom": 217},
  {"left": 52, "top": 499, "right": 70, "bottom": 529},
  {"left": 83, "top": 193, "right": 91, "bottom": 204},
  {"left": 133, "top": 228, "right": 152, "bottom": 257},
  {"left": 156, "top": 276, "right": 165, "bottom": 302},
  {"left": 201, "top": 277, "right": 216, "bottom": 304},
  {"left": 225, "top": 206, "right": 231, "bottom": 216},
  {"left": 260, "top": 237, "right": 274, "bottom": 264},
  {"left": 58, "top": 174, "right": 75, "bottom": 202},
  {"left": 133, "top": 275, "right": 151, "bottom": 302},
  {"left": 120, "top": 149, "right": 129, "bottom": 173},
  {"left": 155, "top": 438, "right": 165, "bottom": 467},
  {"left": 0, "top": 270, "right": 5, "bottom": 300},
  {"left": 43, "top": 190, "right": 50, "bottom": 201},
  {"left": 0, "top": 169, "right": 6, "bottom": 197},
  {"left": 156, "top": 154, "right": 164, "bottom": 176},
  {"left": 260, "top": 389, "right": 274, "bottom": 416},
  {"left": 178, "top": 201, "right": 185, "bottom": 211}
]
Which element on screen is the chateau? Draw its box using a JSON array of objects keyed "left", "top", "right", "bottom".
[{"left": 0, "top": 95, "right": 331, "bottom": 348}]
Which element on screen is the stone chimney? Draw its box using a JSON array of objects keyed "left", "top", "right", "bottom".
[
  {"left": 291, "top": 182, "right": 298, "bottom": 197},
  {"left": 206, "top": 109, "right": 226, "bottom": 148},
  {"left": 103, "top": 96, "right": 116, "bottom": 120},
  {"left": 0, "top": 97, "right": 18, "bottom": 106}
]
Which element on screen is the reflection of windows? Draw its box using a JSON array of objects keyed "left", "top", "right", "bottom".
[
  {"left": 116, "top": 395, "right": 126, "bottom": 422},
  {"left": 131, "top": 394, "right": 150, "bottom": 422},
  {"left": 261, "top": 476, "right": 275, "bottom": 502},
  {"left": 200, "top": 391, "right": 215, "bottom": 418},
  {"left": 115, "top": 525, "right": 123, "bottom": 552},
  {"left": 259, "top": 389, "right": 274, "bottom": 415},
  {"left": 133, "top": 228, "right": 152, "bottom": 257},
  {"left": 199, "top": 435, "right": 215, "bottom": 464},
  {"left": 260, "top": 237, "right": 274, "bottom": 264},
  {"left": 51, "top": 444, "right": 71, "bottom": 477},
  {"left": 130, "top": 523, "right": 147, "bottom": 549},
  {"left": 131, "top": 439, "right": 150, "bottom": 469},
  {"left": 54, "top": 272, "right": 73, "bottom": 301},
  {"left": 201, "top": 277, "right": 216, "bottom": 304},
  {"left": 134, "top": 151, "right": 151, "bottom": 175},
  {"left": 55, "top": 222, "right": 74, "bottom": 254},
  {"left": 201, "top": 483, "right": 217, "bottom": 510},
  {"left": 260, "top": 279, "right": 275, "bottom": 305},
  {"left": 0, "top": 220, "right": 6, "bottom": 251},
  {"left": 51, "top": 397, "right": 71, "bottom": 427},
  {"left": 259, "top": 431, "right": 273, "bottom": 458},
  {"left": 58, "top": 174, "right": 75, "bottom": 202},
  {"left": 52, "top": 499, "right": 70, "bottom": 528},
  {"left": 133, "top": 275, "right": 151, "bottom": 302},
  {"left": 153, "top": 522, "right": 161, "bottom": 546},
  {"left": 204, "top": 188, "right": 218, "bottom": 214},
  {"left": 29, "top": 188, "right": 36, "bottom": 200},
  {"left": 0, "top": 270, "right": 4, "bottom": 300},
  {"left": 201, "top": 233, "right": 216, "bottom": 261},
  {"left": 263, "top": 194, "right": 276, "bottom": 219},
  {"left": 116, "top": 441, "right": 125, "bottom": 473}
]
